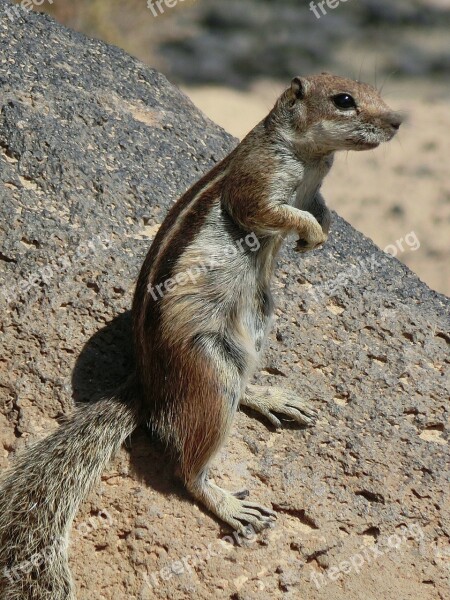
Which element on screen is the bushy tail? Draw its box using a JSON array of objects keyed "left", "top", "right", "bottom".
[{"left": 0, "top": 379, "right": 143, "bottom": 600}]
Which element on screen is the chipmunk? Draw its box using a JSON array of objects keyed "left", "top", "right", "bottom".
[{"left": 0, "top": 73, "right": 402, "bottom": 599}]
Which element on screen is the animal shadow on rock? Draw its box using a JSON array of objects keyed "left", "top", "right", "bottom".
[{"left": 71, "top": 310, "right": 183, "bottom": 500}]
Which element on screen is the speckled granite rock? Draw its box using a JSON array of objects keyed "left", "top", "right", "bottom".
[{"left": 0, "top": 6, "right": 448, "bottom": 600}]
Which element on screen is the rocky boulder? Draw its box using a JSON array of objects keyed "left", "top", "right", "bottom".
[{"left": 0, "top": 6, "right": 448, "bottom": 599}]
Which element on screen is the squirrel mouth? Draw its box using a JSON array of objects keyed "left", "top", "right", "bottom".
[
  {"left": 354, "top": 141, "right": 380, "bottom": 151},
  {"left": 346, "top": 137, "right": 381, "bottom": 151}
]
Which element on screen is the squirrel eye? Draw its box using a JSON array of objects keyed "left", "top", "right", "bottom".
[{"left": 332, "top": 93, "right": 357, "bottom": 110}]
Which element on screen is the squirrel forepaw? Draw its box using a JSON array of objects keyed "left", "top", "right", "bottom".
[{"left": 294, "top": 217, "right": 328, "bottom": 253}]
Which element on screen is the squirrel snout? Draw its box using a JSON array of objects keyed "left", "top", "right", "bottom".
[{"left": 387, "top": 112, "right": 404, "bottom": 131}]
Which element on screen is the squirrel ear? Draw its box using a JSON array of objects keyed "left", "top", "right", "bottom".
[{"left": 290, "top": 76, "right": 304, "bottom": 100}]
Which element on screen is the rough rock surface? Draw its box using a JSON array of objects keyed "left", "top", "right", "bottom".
[{"left": 0, "top": 6, "right": 449, "bottom": 600}]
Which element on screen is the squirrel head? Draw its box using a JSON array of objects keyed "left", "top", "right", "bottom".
[{"left": 272, "top": 73, "right": 403, "bottom": 155}]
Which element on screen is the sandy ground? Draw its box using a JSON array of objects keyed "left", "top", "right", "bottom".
[{"left": 183, "top": 78, "right": 450, "bottom": 296}]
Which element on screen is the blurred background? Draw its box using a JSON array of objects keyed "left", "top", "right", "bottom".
[{"left": 26, "top": 0, "right": 450, "bottom": 294}]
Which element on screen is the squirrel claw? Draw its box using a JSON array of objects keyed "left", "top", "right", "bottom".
[{"left": 295, "top": 238, "right": 324, "bottom": 253}]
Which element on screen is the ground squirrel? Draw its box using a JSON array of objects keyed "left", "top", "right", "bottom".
[{"left": 0, "top": 73, "right": 402, "bottom": 599}]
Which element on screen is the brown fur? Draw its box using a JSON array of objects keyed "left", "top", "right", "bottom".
[{"left": 0, "top": 74, "right": 402, "bottom": 599}]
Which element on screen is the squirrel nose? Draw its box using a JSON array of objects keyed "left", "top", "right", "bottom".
[{"left": 388, "top": 113, "right": 403, "bottom": 131}]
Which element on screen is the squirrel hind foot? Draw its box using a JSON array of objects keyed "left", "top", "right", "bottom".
[
  {"left": 188, "top": 478, "right": 276, "bottom": 536},
  {"left": 241, "top": 384, "right": 319, "bottom": 428}
]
